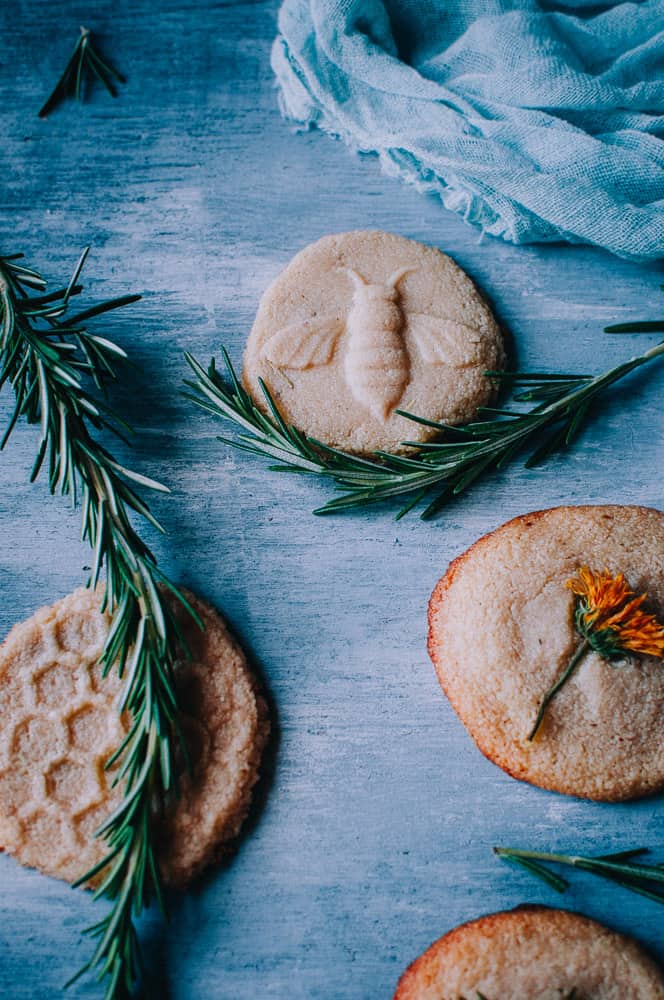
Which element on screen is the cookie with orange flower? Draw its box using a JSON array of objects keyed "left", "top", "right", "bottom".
[
  {"left": 393, "top": 907, "right": 664, "bottom": 999},
  {"left": 428, "top": 505, "right": 664, "bottom": 801}
]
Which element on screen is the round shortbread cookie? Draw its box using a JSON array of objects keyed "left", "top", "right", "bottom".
[
  {"left": 428, "top": 505, "right": 664, "bottom": 801},
  {"left": 242, "top": 231, "right": 505, "bottom": 454},
  {"left": 394, "top": 907, "right": 664, "bottom": 999},
  {"left": 0, "top": 587, "right": 269, "bottom": 888}
]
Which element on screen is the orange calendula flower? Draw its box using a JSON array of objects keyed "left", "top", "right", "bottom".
[
  {"left": 529, "top": 566, "right": 664, "bottom": 741},
  {"left": 566, "top": 566, "right": 633, "bottom": 629},
  {"left": 610, "top": 605, "right": 664, "bottom": 658},
  {"left": 566, "top": 566, "right": 664, "bottom": 659}
]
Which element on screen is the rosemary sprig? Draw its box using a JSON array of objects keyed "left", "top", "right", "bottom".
[
  {"left": 0, "top": 248, "right": 196, "bottom": 998},
  {"left": 183, "top": 336, "right": 664, "bottom": 520},
  {"left": 39, "top": 26, "right": 125, "bottom": 118},
  {"left": 494, "top": 845, "right": 664, "bottom": 905}
]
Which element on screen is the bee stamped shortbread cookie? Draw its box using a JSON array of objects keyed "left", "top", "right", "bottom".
[
  {"left": 428, "top": 505, "right": 664, "bottom": 801},
  {"left": 242, "top": 231, "right": 505, "bottom": 454},
  {"left": 394, "top": 907, "right": 664, "bottom": 999}
]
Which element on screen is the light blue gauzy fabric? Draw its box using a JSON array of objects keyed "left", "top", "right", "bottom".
[{"left": 272, "top": 0, "right": 664, "bottom": 260}]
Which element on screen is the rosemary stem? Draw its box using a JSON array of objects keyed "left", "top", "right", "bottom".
[
  {"left": 494, "top": 846, "right": 582, "bottom": 866},
  {"left": 528, "top": 638, "right": 590, "bottom": 741},
  {"left": 495, "top": 846, "right": 664, "bottom": 885},
  {"left": 494, "top": 844, "right": 664, "bottom": 906},
  {"left": 548, "top": 338, "right": 664, "bottom": 411},
  {"left": 0, "top": 249, "right": 189, "bottom": 997},
  {"left": 185, "top": 329, "right": 664, "bottom": 519}
]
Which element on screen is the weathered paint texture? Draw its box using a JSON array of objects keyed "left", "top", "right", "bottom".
[{"left": 1, "top": 2, "right": 663, "bottom": 997}]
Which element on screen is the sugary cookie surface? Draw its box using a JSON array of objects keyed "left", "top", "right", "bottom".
[
  {"left": 394, "top": 907, "right": 664, "bottom": 999},
  {"left": 242, "top": 231, "right": 504, "bottom": 455},
  {"left": 428, "top": 505, "right": 664, "bottom": 802},
  {"left": 0, "top": 588, "right": 269, "bottom": 887}
]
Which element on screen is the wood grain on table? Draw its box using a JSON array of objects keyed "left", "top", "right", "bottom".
[{"left": 1, "top": 1, "right": 663, "bottom": 997}]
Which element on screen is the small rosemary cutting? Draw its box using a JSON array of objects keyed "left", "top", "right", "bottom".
[
  {"left": 183, "top": 334, "right": 664, "bottom": 520},
  {"left": 0, "top": 248, "right": 196, "bottom": 997},
  {"left": 495, "top": 845, "right": 664, "bottom": 906},
  {"left": 39, "top": 26, "right": 125, "bottom": 118}
]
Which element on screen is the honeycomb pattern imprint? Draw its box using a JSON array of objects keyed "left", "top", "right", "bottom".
[{"left": 0, "top": 588, "right": 269, "bottom": 888}]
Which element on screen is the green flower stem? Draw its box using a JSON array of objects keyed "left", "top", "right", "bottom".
[{"left": 528, "top": 638, "right": 590, "bottom": 741}]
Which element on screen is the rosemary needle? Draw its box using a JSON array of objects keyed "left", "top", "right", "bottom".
[
  {"left": 0, "top": 248, "right": 197, "bottom": 998},
  {"left": 494, "top": 845, "right": 664, "bottom": 905},
  {"left": 606, "top": 320, "right": 664, "bottom": 334},
  {"left": 39, "top": 26, "right": 125, "bottom": 118},
  {"left": 183, "top": 335, "right": 664, "bottom": 521}
]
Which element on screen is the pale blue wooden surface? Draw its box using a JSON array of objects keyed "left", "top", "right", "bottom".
[{"left": 1, "top": 2, "right": 664, "bottom": 997}]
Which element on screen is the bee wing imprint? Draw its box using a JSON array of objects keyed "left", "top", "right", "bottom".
[
  {"left": 261, "top": 316, "right": 345, "bottom": 370},
  {"left": 407, "top": 313, "right": 483, "bottom": 367}
]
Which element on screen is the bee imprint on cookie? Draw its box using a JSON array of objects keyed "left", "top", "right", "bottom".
[{"left": 261, "top": 266, "right": 479, "bottom": 423}]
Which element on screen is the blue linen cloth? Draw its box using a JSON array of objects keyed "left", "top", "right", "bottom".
[{"left": 272, "top": 0, "right": 664, "bottom": 260}]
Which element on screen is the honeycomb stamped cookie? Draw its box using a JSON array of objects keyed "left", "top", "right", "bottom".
[
  {"left": 428, "top": 505, "right": 664, "bottom": 801},
  {"left": 242, "top": 231, "right": 505, "bottom": 454},
  {"left": 0, "top": 587, "right": 269, "bottom": 887},
  {"left": 394, "top": 907, "right": 664, "bottom": 999}
]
